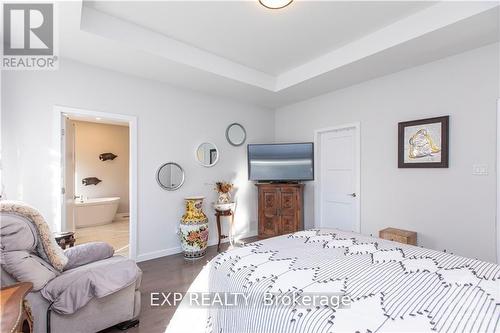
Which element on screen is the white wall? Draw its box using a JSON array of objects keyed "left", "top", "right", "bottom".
[
  {"left": 275, "top": 43, "right": 499, "bottom": 262},
  {"left": 2, "top": 44, "right": 498, "bottom": 263},
  {"left": 2, "top": 59, "right": 274, "bottom": 261},
  {"left": 73, "top": 120, "right": 130, "bottom": 214}
]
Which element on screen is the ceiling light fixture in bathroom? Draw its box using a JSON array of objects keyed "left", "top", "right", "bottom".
[{"left": 259, "top": 0, "right": 293, "bottom": 9}]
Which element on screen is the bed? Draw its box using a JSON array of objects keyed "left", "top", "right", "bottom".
[{"left": 166, "top": 229, "right": 500, "bottom": 333}]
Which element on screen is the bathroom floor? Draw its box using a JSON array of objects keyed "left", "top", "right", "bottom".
[{"left": 75, "top": 220, "right": 130, "bottom": 257}]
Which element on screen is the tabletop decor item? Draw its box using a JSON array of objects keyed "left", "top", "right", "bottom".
[
  {"left": 398, "top": 116, "right": 449, "bottom": 168},
  {"left": 53, "top": 231, "right": 76, "bottom": 249},
  {"left": 214, "top": 181, "right": 234, "bottom": 205},
  {"left": 179, "top": 196, "right": 209, "bottom": 259}
]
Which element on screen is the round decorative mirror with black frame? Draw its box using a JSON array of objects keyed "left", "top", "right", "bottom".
[
  {"left": 195, "top": 142, "right": 219, "bottom": 167},
  {"left": 156, "top": 162, "right": 185, "bottom": 191},
  {"left": 225, "top": 123, "right": 247, "bottom": 147}
]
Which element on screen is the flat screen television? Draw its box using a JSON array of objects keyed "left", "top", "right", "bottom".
[{"left": 247, "top": 143, "right": 314, "bottom": 182}]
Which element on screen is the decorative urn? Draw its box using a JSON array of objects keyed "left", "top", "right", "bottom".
[{"left": 179, "top": 196, "right": 209, "bottom": 259}]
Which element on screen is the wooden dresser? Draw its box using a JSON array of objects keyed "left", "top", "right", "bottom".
[
  {"left": 379, "top": 227, "right": 417, "bottom": 246},
  {"left": 256, "top": 183, "right": 304, "bottom": 238}
]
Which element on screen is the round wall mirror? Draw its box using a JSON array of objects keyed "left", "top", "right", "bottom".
[
  {"left": 226, "top": 123, "right": 247, "bottom": 146},
  {"left": 195, "top": 142, "right": 219, "bottom": 167},
  {"left": 156, "top": 162, "right": 185, "bottom": 191}
]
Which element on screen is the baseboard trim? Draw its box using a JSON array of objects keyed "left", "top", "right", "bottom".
[
  {"left": 135, "top": 230, "right": 258, "bottom": 263},
  {"left": 207, "top": 229, "right": 258, "bottom": 247},
  {"left": 114, "top": 212, "right": 130, "bottom": 221},
  {"left": 136, "top": 246, "right": 182, "bottom": 262}
]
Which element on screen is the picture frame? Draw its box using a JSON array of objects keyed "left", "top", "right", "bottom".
[{"left": 398, "top": 116, "right": 449, "bottom": 168}]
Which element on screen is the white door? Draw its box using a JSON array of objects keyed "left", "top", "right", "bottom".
[
  {"left": 61, "top": 116, "right": 76, "bottom": 232},
  {"left": 316, "top": 125, "right": 360, "bottom": 232}
]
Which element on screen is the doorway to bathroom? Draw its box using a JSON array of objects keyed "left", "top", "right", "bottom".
[{"left": 57, "top": 106, "right": 137, "bottom": 259}]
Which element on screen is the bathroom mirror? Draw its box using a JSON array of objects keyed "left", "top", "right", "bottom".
[
  {"left": 156, "top": 162, "right": 185, "bottom": 191},
  {"left": 195, "top": 142, "right": 219, "bottom": 167},
  {"left": 226, "top": 123, "right": 247, "bottom": 146}
]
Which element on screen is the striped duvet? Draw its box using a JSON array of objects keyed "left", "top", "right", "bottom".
[{"left": 166, "top": 229, "right": 500, "bottom": 333}]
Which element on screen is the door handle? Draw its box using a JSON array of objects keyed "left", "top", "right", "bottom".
[{"left": 348, "top": 193, "right": 357, "bottom": 198}]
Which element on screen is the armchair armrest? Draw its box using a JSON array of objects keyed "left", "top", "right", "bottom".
[
  {"left": 64, "top": 242, "right": 114, "bottom": 271},
  {"left": 41, "top": 256, "right": 140, "bottom": 315}
]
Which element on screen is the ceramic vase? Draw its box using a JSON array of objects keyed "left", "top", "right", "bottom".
[
  {"left": 217, "top": 192, "right": 232, "bottom": 204},
  {"left": 179, "top": 196, "right": 209, "bottom": 259}
]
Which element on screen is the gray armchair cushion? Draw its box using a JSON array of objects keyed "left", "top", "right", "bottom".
[
  {"left": 1, "top": 250, "right": 58, "bottom": 290},
  {"left": 1, "top": 202, "right": 68, "bottom": 271},
  {"left": 41, "top": 255, "right": 140, "bottom": 315},
  {"left": 1, "top": 213, "right": 38, "bottom": 252},
  {"left": 64, "top": 242, "right": 114, "bottom": 271}
]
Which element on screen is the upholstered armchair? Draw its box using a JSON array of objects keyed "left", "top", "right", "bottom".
[{"left": 0, "top": 201, "right": 141, "bottom": 333}]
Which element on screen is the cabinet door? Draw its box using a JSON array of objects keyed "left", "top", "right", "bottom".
[
  {"left": 279, "top": 188, "right": 298, "bottom": 234},
  {"left": 259, "top": 188, "right": 280, "bottom": 237}
]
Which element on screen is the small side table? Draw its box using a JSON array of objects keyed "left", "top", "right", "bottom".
[
  {"left": 1, "top": 282, "right": 34, "bottom": 333},
  {"left": 54, "top": 231, "right": 76, "bottom": 250},
  {"left": 215, "top": 209, "right": 235, "bottom": 252}
]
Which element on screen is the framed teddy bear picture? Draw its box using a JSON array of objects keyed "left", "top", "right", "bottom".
[{"left": 398, "top": 116, "right": 449, "bottom": 168}]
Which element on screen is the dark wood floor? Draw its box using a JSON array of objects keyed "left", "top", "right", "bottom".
[{"left": 103, "top": 237, "right": 259, "bottom": 333}]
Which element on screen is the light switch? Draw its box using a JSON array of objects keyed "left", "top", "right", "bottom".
[{"left": 472, "top": 164, "right": 488, "bottom": 175}]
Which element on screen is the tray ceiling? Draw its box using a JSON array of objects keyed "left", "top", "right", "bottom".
[{"left": 56, "top": 1, "right": 499, "bottom": 108}]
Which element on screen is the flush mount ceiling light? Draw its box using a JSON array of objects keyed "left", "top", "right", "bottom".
[{"left": 259, "top": 0, "right": 293, "bottom": 10}]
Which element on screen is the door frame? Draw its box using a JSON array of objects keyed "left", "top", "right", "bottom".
[
  {"left": 54, "top": 105, "right": 138, "bottom": 261},
  {"left": 497, "top": 98, "right": 500, "bottom": 264},
  {"left": 314, "top": 122, "right": 361, "bottom": 232}
]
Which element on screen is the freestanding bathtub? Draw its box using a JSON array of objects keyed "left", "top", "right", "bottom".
[{"left": 74, "top": 197, "right": 120, "bottom": 228}]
